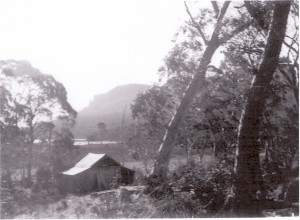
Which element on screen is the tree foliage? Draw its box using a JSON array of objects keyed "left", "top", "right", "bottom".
[
  {"left": 129, "top": 1, "right": 298, "bottom": 217},
  {"left": 0, "top": 60, "right": 77, "bottom": 184}
]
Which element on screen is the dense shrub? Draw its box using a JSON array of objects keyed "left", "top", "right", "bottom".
[
  {"left": 144, "top": 175, "right": 173, "bottom": 199},
  {"left": 0, "top": 188, "right": 16, "bottom": 218},
  {"left": 158, "top": 161, "right": 233, "bottom": 217},
  {"left": 36, "top": 167, "right": 52, "bottom": 189}
]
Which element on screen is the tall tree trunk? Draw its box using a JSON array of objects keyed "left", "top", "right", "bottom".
[
  {"left": 149, "top": 1, "right": 254, "bottom": 178},
  {"left": 27, "top": 123, "right": 34, "bottom": 185},
  {"left": 150, "top": 1, "right": 239, "bottom": 178},
  {"left": 234, "top": 1, "right": 291, "bottom": 216},
  {"left": 150, "top": 39, "right": 220, "bottom": 177}
]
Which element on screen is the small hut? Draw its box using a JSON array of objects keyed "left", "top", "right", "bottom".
[{"left": 58, "top": 153, "right": 135, "bottom": 193}]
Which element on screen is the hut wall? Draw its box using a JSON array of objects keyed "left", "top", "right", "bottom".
[
  {"left": 59, "top": 170, "right": 98, "bottom": 193},
  {"left": 58, "top": 174, "right": 74, "bottom": 193},
  {"left": 76, "top": 170, "right": 98, "bottom": 193},
  {"left": 95, "top": 166, "right": 120, "bottom": 190}
]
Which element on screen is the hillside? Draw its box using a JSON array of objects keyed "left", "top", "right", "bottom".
[{"left": 73, "top": 84, "right": 150, "bottom": 138}]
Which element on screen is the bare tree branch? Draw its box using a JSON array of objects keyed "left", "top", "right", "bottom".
[
  {"left": 284, "top": 41, "right": 299, "bottom": 55},
  {"left": 292, "top": 1, "right": 299, "bottom": 15},
  {"left": 184, "top": 1, "right": 208, "bottom": 45},
  {"left": 284, "top": 31, "right": 299, "bottom": 63},
  {"left": 211, "top": 1, "right": 219, "bottom": 17},
  {"left": 217, "top": 1, "right": 231, "bottom": 21},
  {"left": 286, "top": 34, "right": 299, "bottom": 44},
  {"left": 284, "top": 32, "right": 299, "bottom": 55},
  {"left": 214, "top": 1, "right": 231, "bottom": 35},
  {"left": 234, "top": 4, "right": 245, "bottom": 9}
]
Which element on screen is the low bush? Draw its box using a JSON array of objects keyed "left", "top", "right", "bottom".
[
  {"left": 156, "top": 161, "right": 233, "bottom": 217},
  {"left": 36, "top": 167, "right": 52, "bottom": 189},
  {"left": 144, "top": 174, "right": 173, "bottom": 199}
]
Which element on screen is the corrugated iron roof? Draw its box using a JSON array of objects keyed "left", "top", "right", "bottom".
[{"left": 62, "top": 153, "right": 106, "bottom": 175}]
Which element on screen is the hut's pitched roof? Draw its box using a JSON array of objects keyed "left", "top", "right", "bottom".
[
  {"left": 62, "top": 153, "right": 106, "bottom": 175},
  {"left": 62, "top": 167, "right": 89, "bottom": 175},
  {"left": 75, "top": 153, "right": 105, "bottom": 168}
]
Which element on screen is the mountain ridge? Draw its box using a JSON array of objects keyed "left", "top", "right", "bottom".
[{"left": 73, "top": 83, "right": 150, "bottom": 138}]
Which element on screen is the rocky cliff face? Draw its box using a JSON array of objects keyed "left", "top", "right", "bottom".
[{"left": 73, "top": 84, "right": 150, "bottom": 138}]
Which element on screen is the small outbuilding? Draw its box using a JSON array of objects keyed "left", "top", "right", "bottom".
[{"left": 58, "top": 153, "right": 135, "bottom": 193}]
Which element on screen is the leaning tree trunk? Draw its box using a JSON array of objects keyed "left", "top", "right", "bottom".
[
  {"left": 150, "top": 38, "right": 220, "bottom": 178},
  {"left": 149, "top": 1, "right": 256, "bottom": 178},
  {"left": 234, "top": 1, "right": 291, "bottom": 217}
]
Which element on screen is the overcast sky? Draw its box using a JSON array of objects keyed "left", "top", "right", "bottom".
[{"left": 0, "top": 0, "right": 213, "bottom": 111}]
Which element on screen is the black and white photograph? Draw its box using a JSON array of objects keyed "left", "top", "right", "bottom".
[{"left": 0, "top": 0, "right": 298, "bottom": 218}]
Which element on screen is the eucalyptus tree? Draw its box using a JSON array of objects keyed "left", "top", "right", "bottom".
[
  {"left": 150, "top": 1, "right": 254, "bottom": 178},
  {"left": 130, "top": 85, "right": 177, "bottom": 173},
  {"left": 0, "top": 60, "right": 76, "bottom": 184},
  {"left": 233, "top": 1, "right": 291, "bottom": 216},
  {"left": 142, "top": 2, "right": 293, "bottom": 216}
]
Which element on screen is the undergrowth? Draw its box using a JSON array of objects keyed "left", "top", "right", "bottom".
[{"left": 144, "top": 160, "right": 233, "bottom": 217}]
